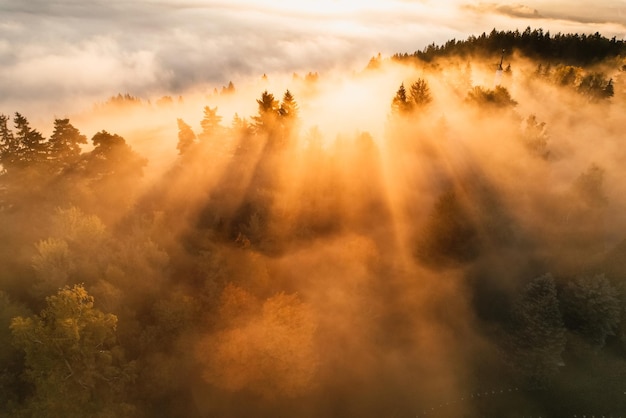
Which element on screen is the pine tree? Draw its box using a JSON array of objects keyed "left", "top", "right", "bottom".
[
  {"left": 176, "top": 118, "right": 196, "bottom": 155},
  {"left": 48, "top": 119, "right": 87, "bottom": 170},
  {"left": 0, "top": 114, "right": 18, "bottom": 171},
  {"left": 391, "top": 83, "right": 411, "bottom": 115},
  {"left": 409, "top": 78, "right": 432, "bottom": 108},
  {"left": 199, "top": 106, "right": 222, "bottom": 139},
  {"left": 252, "top": 91, "right": 280, "bottom": 134},
  {"left": 13, "top": 112, "right": 48, "bottom": 166}
]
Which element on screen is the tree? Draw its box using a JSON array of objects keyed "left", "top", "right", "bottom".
[
  {"left": 521, "top": 114, "right": 550, "bottom": 159},
  {"left": 176, "top": 118, "right": 196, "bottom": 155},
  {"left": 48, "top": 119, "right": 87, "bottom": 170},
  {"left": 279, "top": 90, "right": 299, "bottom": 138},
  {"left": 88, "top": 131, "right": 146, "bottom": 178},
  {"left": 252, "top": 91, "right": 280, "bottom": 135},
  {"left": 466, "top": 85, "right": 517, "bottom": 108},
  {"left": 574, "top": 163, "right": 607, "bottom": 208},
  {"left": 11, "top": 285, "right": 135, "bottom": 417},
  {"left": 0, "top": 292, "right": 30, "bottom": 415},
  {"left": 417, "top": 189, "right": 481, "bottom": 266},
  {"left": 13, "top": 112, "right": 47, "bottom": 166},
  {"left": 506, "top": 274, "right": 566, "bottom": 388},
  {"left": 560, "top": 274, "right": 620, "bottom": 349},
  {"left": 577, "top": 72, "right": 613, "bottom": 100},
  {"left": 0, "top": 114, "right": 18, "bottom": 171},
  {"left": 391, "top": 83, "right": 411, "bottom": 115},
  {"left": 279, "top": 90, "right": 298, "bottom": 120},
  {"left": 408, "top": 78, "right": 432, "bottom": 108},
  {"left": 199, "top": 106, "right": 222, "bottom": 139}
]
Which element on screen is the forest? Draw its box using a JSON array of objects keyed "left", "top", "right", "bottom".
[{"left": 1, "top": 28, "right": 626, "bottom": 417}]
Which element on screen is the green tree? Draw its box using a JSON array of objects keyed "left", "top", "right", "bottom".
[
  {"left": 176, "top": 118, "right": 196, "bottom": 155},
  {"left": 0, "top": 292, "right": 30, "bottom": 416},
  {"left": 11, "top": 285, "right": 135, "bottom": 418},
  {"left": 507, "top": 274, "right": 566, "bottom": 388},
  {"left": 48, "top": 119, "right": 87, "bottom": 170},
  {"left": 560, "top": 274, "right": 620, "bottom": 349}
]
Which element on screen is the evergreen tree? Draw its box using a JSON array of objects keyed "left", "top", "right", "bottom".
[
  {"left": 279, "top": 90, "right": 299, "bottom": 120},
  {"left": 13, "top": 112, "right": 47, "bottom": 166},
  {"left": 48, "top": 119, "right": 87, "bottom": 169},
  {"left": 391, "top": 83, "right": 411, "bottom": 115},
  {"left": 279, "top": 90, "right": 299, "bottom": 138},
  {"left": 507, "top": 274, "right": 566, "bottom": 388},
  {"left": 199, "top": 106, "right": 222, "bottom": 139},
  {"left": 176, "top": 118, "right": 196, "bottom": 155},
  {"left": 0, "top": 114, "right": 18, "bottom": 171},
  {"left": 252, "top": 91, "right": 280, "bottom": 135},
  {"left": 408, "top": 78, "right": 432, "bottom": 108}
]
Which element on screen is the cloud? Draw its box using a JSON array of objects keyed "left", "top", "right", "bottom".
[
  {"left": 0, "top": 0, "right": 625, "bottom": 119},
  {"left": 463, "top": 2, "right": 542, "bottom": 19}
]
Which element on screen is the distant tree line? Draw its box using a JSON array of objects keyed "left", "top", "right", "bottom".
[{"left": 392, "top": 27, "right": 626, "bottom": 66}]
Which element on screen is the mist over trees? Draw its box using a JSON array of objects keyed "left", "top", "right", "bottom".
[{"left": 2, "top": 28, "right": 626, "bottom": 417}]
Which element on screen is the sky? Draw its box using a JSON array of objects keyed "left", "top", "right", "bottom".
[{"left": 1, "top": 0, "right": 625, "bottom": 116}]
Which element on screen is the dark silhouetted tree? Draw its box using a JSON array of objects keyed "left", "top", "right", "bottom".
[
  {"left": 417, "top": 189, "right": 480, "bottom": 266},
  {"left": 13, "top": 112, "right": 47, "bottom": 166},
  {"left": 577, "top": 72, "right": 614, "bottom": 100},
  {"left": 560, "top": 274, "right": 620, "bottom": 350},
  {"left": 574, "top": 163, "right": 607, "bottom": 208},
  {"left": 252, "top": 91, "right": 280, "bottom": 135},
  {"left": 0, "top": 114, "right": 18, "bottom": 171},
  {"left": 48, "top": 119, "right": 87, "bottom": 170},
  {"left": 506, "top": 274, "right": 566, "bottom": 388}
]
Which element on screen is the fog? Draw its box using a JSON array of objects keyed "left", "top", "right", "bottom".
[{"left": 2, "top": 31, "right": 626, "bottom": 417}]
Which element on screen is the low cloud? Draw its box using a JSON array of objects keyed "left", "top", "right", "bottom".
[
  {"left": 1, "top": 0, "right": 625, "bottom": 119},
  {"left": 463, "top": 2, "right": 542, "bottom": 19}
]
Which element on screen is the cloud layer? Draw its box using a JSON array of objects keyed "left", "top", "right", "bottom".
[{"left": 1, "top": 0, "right": 625, "bottom": 117}]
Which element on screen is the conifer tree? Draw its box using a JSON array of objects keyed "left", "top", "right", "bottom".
[
  {"left": 48, "top": 118, "right": 87, "bottom": 169},
  {"left": 176, "top": 118, "right": 196, "bottom": 155}
]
